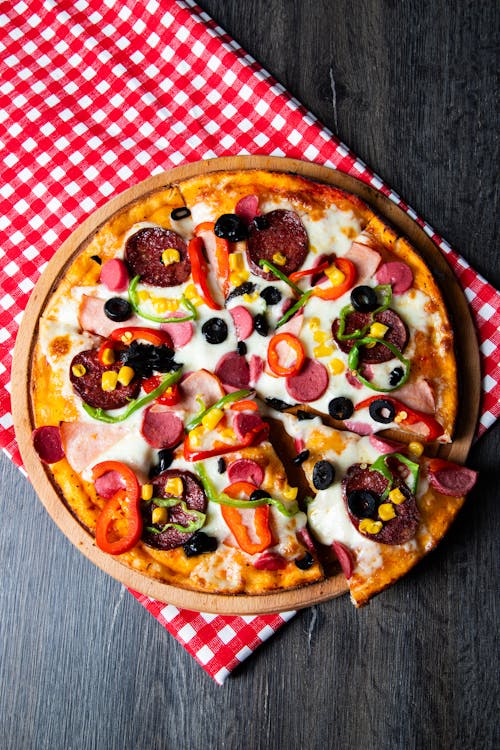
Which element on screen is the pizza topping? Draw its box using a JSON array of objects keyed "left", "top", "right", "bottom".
[
  {"left": 103, "top": 297, "right": 133, "bottom": 322},
  {"left": 347, "top": 489, "right": 379, "bottom": 518},
  {"left": 32, "top": 425, "right": 65, "bottom": 464},
  {"left": 214, "top": 351, "right": 250, "bottom": 389},
  {"left": 221, "top": 481, "right": 272, "bottom": 555},
  {"left": 125, "top": 227, "right": 191, "bottom": 287},
  {"left": 292, "top": 449, "right": 310, "bottom": 465},
  {"left": 350, "top": 285, "right": 379, "bottom": 312},
  {"left": 93, "top": 461, "right": 142, "bottom": 555},
  {"left": 214, "top": 213, "right": 248, "bottom": 242},
  {"left": 94, "top": 470, "right": 125, "bottom": 499},
  {"left": 331, "top": 541, "right": 355, "bottom": 579},
  {"left": 427, "top": 458, "right": 477, "bottom": 497},
  {"left": 267, "top": 332, "right": 305, "bottom": 377},
  {"left": 141, "top": 405, "right": 184, "bottom": 449},
  {"left": 128, "top": 276, "right": 197, "bottom": 325},
  {"left": 227, "top": 458, "right": 265, "bottom": 487},
  {"left": 201, "top": 317, "right": 228, "bottom": 344},
  {"left": 234, "top": 194, "right": 260, "bottom": 224},
  {"left": 286, "top": 357, "right": 329, "bottom": 402},
  {"left": 367, "top": 398, "right": 396, "bottom": 424},
  {"left": 260, "top": 286, "right": 282, "bottom": 306},
  {"left": 158, "top": 312, "right": 194, "bottom": 349},
  {"left": 312, "top": 460, "right": 336, "bottom": 490},
  {"left": 333, "top": 309, "right": 409, "bottom": 365},
  {"left": 226, "top": 281, "right": 256, "bottom": 303},
  {"left": 229, "top": 305, "right": 254, "bottom": 340},
  {"left": 248, "top": 210, "right": 309, "bottom": 279},
  {"left": 100, "top": 258, "right": 129, "bottom": 293},
  {"left": 389, "top": 366, "right": 404, "bottom": 386},
  {"left": 376, "top": 261, "right": 414, "bottom": 295},
  {"left": 312, "top": 257, "right": 357, "bottom": 300},
  {"left": 254, "top": 551, "right": 289, "bottom": 570},
  {"left": 344, "top": 233, "right": 382, "bottom": 282},
  {"left": 253, "top": 312, "right": 269, "bottom": 337},
  {"left": 328, "top": 397, "right": 354, "bottom": 420},
  {"left": 276, "top": 290, "right": 312, "bottom": 328},
  {"left": 170, "top": 206, "right": 191, "bottom": 221},
  {"left": 355, "top": 395, "right": 444, "bottom": 440},
  {"left": 70, "top": 349, "right": 141, "bottom": 410},
  {"left": 149, "top": 449, "right": 174, "bottom": 478},
  {"left": 91, "top": 254, "right": 102, "bottom": 265},
  {"left": 187, "top": 237, "right": 222, "bottom": 310},
  {"left": 233, "top": 411, "right": 267, "bottom": 441},
  {"left": 182, "top": 531, "right": 218, "bottom": 557}
]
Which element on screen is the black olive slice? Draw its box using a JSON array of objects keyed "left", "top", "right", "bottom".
[
  {"left": 253, "top": 215, "right": 270, "bottom": 230},
  {"left": 295, "top": 552, "right": 314, "bottom": 570},
  {"left": 312, "top": 460, "right": 336, "bottom": 490},
  {"left": 214, "top": 213, "right": 248, "bottom": 242},
  {"left": 253, "top": 313, "right": 269, "bottom": 336},
  {"left": 328, "top": 397, "right": 354, "bottom": 420},
  {"left": 237, "top": 341, "right": 247, "bottom": 355},
  {"left": 292, "top": 449, "right": 310, "bottom": 465},
  {"left": 350, "top": 285, "right": 378, "bottom": 312},
  {"left": 149, "top": 449, "right": 174, "bottom": 478},
  {"left": 217, "top": 457, "right": 226, "bottom": 474},
  {"left": 368, "top": 398, "right": 396, "bottom": 424},
  {"left": 170, "top": 206, "right": 191, "bottom": 221},
  {"left": 296, "top": 410, "right": 315, "bottom": 421},
  {"left": 226, "top": 281, "right": 256, "bottom": 302},
  {"left": 389, "top": 366, "right": 404, "bottom": 386},
  {"left": 250, "top": 489, "right": 269, "bottom": 502},
  {"left": 347, "top": 489, "right": 379, "bottom": 519},
  {"left": 265, "top": 397, "right": 293, "bottom": 411},
  {"left": 90, "top": 254, "right": 102, "bottom": 264},
  {"left": 201, "top": 317, "right": 228, "bottom": 344},
  {"left": 183, "top": 531, "right": 218, "bottom": 557},
  {"left": 103, "top": 297, "right": 133, "bottom": 322},
  {"left": 260, "top": 286, "right": 282, "bottom": 306}
]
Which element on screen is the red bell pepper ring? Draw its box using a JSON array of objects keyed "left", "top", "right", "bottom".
[
  {"left": 289, "top": 260, "right": 329, "bottom": 283},
  {"left": 183, "top": 420, "right": 270, "bottom": 462},
  {"left": 221, "top": 481, "right": 272, "bottom": 554},
  {"left": 109, "top": 326, "right": 172, "bottom": 347},
  {"left": 142, "top": 376, "right": 180, "bottom": 406},
  {"left": 187, "top": 236, "right": 222, "bottom": 310},
  {"left": 194, "top": 222, "right": 230, "bottom": 298},
  {"left": 312, "top": 257, "right": 356, "bottom": 300},
  {"left": 355, "top": 395, "right": 444, "bottom": 441},
  {"left": 93, "top": 461, "right": 142, "bottom": 555},
  {"left": 267, "top": 332, "right": 305, "bottom": 377}
]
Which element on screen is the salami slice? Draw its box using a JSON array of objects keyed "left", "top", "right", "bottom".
[
  {"left": 246, "top": 209, "right": 309, "bottom": 279},
  {"left": 141, "top": 405, "right": 184, "bottom": 449},
  {"left": 214, "top": 351, "right": 250, "bottom": 389},
  {"left": 125, "top": 227, "right": 191, "bottom": 287},
  {"left": 332, "top": 309, "right": 408, "bottom": 364},
  {"left": 427, "top": 460, "right": 477, "bottom": 497},
  {"left": 142, "top": 470, "right": 207, "bottom": 550},
  {"left": 32, "top": 426, "right": 65, "bottom": 464},
  {"left": 69, "top": 349, "right": 141, "bottom": 410},
  {"left": 286, "top": 358, "right": 329, "bottom": 403},
  {"left": 342, "top": 463, "right": 420, "bottom": 545}
]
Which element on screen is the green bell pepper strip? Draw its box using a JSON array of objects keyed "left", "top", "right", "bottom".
[
  {"left": 81, "top": 368, "right": 183, "bottom": 423},
  {"left": 347, "top": 337, "right": 410, "bottom": 392},
  {"left": 195, "top": 462, "right": 299, "bottom": 517},
  {"left": 258, "top": 259, "right": 304, "bottom": 296},
  {"left": 185, "top": 389, "right": 251, "bottom": 432},
  {"left": 336, "top": 285, "right": 393, "bottom": 341},
  {"left": 370, "top": 452, "right": 420, "bottom": 497},
  {"left": 276, "top": 290, "right": 313, "bottom": 328},
  {"left": 145, "top": 499, "right": 206, "bottom": 534},
  {"left": 128, "top": 275, "right": 198, "bottom": 323}
]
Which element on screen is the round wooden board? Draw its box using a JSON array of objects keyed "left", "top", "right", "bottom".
[{"left": 12, "top": 156, "right": 480, "bottom": 614}]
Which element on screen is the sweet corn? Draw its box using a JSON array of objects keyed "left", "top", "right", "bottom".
[
  {"left": 188, "top": 426, "right": 204, "bottom": 447},
  {"left": 313, "top": 343, "right": 334, "bottom": 358},
  {"left": 117, "top": 365, "right": 135, "bottom": 386},
  {"left": 201, "top": 407, "right": 224, "bottom": 430},
  {"left": 389, "top": 487, "right": 406, "bottom": 505},
  {"left": 229, "top": 252, "right": 245, "bottom": 271},
  {"left": 243, "top": 292, "right": 259, "bottom": 303},
  {"left": 408, "top": 441, "right": 424, "bottom": 457},
  {"left": 313, "top": 330, "right": 329, "bottom": 343},
  {"left": 282, "top": 485, "right": 298, "bottom": 501},
  {"left": 101, "top": 347, "right": 115, "bottom": 365},
  {"left": 153, "top": 297, "right": 179, "bottom": 313},
  {"left": 165, "top": 477, "right": 183, "bottom": 496},
  {"left": 138, "top": 290, "right": 150, "bottom": 303},
  {"left": 220, "top": 427, "right": 235, "bottom": 440},
  {"left": 328, "top": 358, "right": 345, "bottom": 375},
  {"left": 308, "top": 317, "right": 321, "bottom": 330},
  {"left": 161, "top": 248, "right": 180, "bottom": 266},
  {"left": 184, "top": 283, "right": 203, "bottom": 305},
  {"left": 141, "top": 484, "right": 153, "bottom": 501},
  {"left": 120, "top": 331, "right": 133, "bottom": 344},
  {"left": 101, "top": 370, "right": 118, "bottom": 391},
  {"left": 230, "top": 270, "right": 250, "bottom": 286},
  {"left": 369, "top": 322, "right": 389, "bottom": 339},
  {"left": 394, "top": 410, "right": 408, "bottom": 424},
  {"left": 152, "top": 507, "right": 168, "bottom": 525},
  {"left": 71, "top": 363, "right": 86, "bottom": 377},
  {"left": 272, "top": 252, "right": 287, "bottom": 266},
  {"left": 325, "top": 265, "right": 346, "bottom": 286},
  {"left": 359, "top": 518, "right": 383, "bottom": 535},
  {"left": 378, "top": 503, "right": 396, "bottom": 521}
]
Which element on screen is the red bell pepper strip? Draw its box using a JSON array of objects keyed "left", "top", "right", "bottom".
[
  {"left": 183, "top": 421, "right": 270, "bottom": 462},
  {"left": 267, "top": 332, "right": 305, "bottom": 377},
  {"left": 109, "top": 326, "right": 172, "bottom": 347},
  {"left": 221, "top": 481, "right": 272, "bottom": 554},
  {"left": 142, "top": 376, "right": 180, "bottom": 405},
  {"left": 194, "top": 222, "right": 230, "bottom": 297},
  {"left": 312, "top": 257, "right": 356, "bottom": 300},
  {"left": 355, "top": 395, "right": 444, "bottom": 441},
  {"left": 187, "top": 236, "right": 222, "bottom": 310},
  {"left": 289, "top": 260, "right": 329, "bottom": 283},
  {"left": 229, "top": 399, "right": 259, "bottom": 412},
  {"left": 93, "top": 461, "right": 142, "bottom": 555}
]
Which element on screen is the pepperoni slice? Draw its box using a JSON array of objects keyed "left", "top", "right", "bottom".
[
  {"left": 246, "top": 210, "right": 309, "bottom": 279},
  {"left": 286, "top": 358, "right": 329, "bottom": 403},
  {"left": 32, "top": 426, "right": 65, "bottom": 464},
  {"left": 342, "top": 463, "right": 419, "bottom": 545},
  {"left": 69, "top": 349, "right": 141, "bottom": 410},
  {"left": 142, "top": 470, "right": 207, "bottom": 550},
  {"left": 141, "top": 405, "right": 184, "bottom": 449},
  {"left": 214, "top": 351, "right": 250, "bottom": 390},
  {"left": 227, "top": 458, "right": 265, "bottom": 486},
  {"left": 125, "top": 227, "right": 191, "bottom": 287},
  {"left": 332, "top": 309, "right": 408, "bottom": 364}
]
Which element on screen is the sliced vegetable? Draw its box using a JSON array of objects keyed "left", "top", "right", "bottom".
[
  {"left": 185, "top": 389, "right": 251, "bottom": 432},
  {"left": 221, "top": 504, "right": 271, "bottom": 555},
  {"left": 93, "top": 461, "right": 142, "bottom": 555},
  {"left": 276, "top": 290, "right": 312, "bottom": 329},
  {"left": 194, "top": 221, "right": 230, "bottom": 297},
  {"left": 347, "top": 337, "right": 411, "bottom": 392},
  {"left": 312, "top": 257, "right": 356, "bottom": 300},
  {"left": 355, "top": 395, "right": 444, "bottom": 441},
  {"left": 267, "top": 332, "right": 306, "bottom": 377},
  {"left": 258, "top": 259, "right": 303, "bottom": 295},
  {"left": 109, "top": 326, "right": 172, "bottom": 347},
  {"left": 146, "top": 499, "right": 206, "bottom": 534},
  {"left": 289, "top": 260, "right": 329, "bottom": 283},
  {"left": 188, "top": 236, "right": 222, "bottom": 310},
  {"left": 128, "top": 275, "right": 197, "bottom": 323},
  {"left": 142, "top": 376, "right": 180, "bottom": 406}
]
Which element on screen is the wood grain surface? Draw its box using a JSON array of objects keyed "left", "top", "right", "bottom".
[{"left": 1, "top": 1, "right": 498, "bottom": 749}]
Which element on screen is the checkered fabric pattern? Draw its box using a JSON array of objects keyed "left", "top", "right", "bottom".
[{"left": 1, "top": 0, "right": 498, "bottom": 683}]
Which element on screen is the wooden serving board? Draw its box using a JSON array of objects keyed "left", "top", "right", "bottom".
[{"left": 12, "top": 156, "right": 480, "bottom": 614}]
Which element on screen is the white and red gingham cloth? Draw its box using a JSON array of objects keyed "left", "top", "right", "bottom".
[{"left": 1, "top": 0, "right": 499, "bottom": 684}]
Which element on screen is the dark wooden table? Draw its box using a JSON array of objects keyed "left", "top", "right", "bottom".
[{"left": 1, "top": 2, "right": 498, "bottom": 748}]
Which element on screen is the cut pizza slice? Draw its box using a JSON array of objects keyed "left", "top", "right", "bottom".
[{"left": 280, "top": 413, "right": 476, "bottom": 606}]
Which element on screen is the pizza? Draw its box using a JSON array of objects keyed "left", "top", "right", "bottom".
[{"left": 28, "top": 168, "right": 477, "bottom": 605}]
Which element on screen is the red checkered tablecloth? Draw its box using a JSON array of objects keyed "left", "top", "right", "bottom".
[{"left": 1, "top": 0, "right": 499, "bottom": 684}]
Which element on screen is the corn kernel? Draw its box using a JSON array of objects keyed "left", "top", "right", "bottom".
[
  {"left": 369, "top": 322, "right": 389, "bottom": 339},
  {"left": 378, "top": 503, "right": 396, "bottom": 521},
  {"left": 328, "top": 358, "right": 345, "bottom": 375},
  {"left": 272, "top": 252, "right": 287, "bottom": 266},
  {"left": 325, "top": 265, "right": 346, "bottom": 286},
  {"left": 161, "top": 248, "right": 180, "bottom": 266},
  {"left": 117, "top": 365, "right": 135, "bottom": 386},
  {"left": 71, "top": 363, "right": 86, "bottom": 377},
  {"left": 101, "top": 370, "right": 118, "bottom": 391},
  {"left": 188, "top": 426, "right": 204, "bottom": 447},
  {"left": 282, "top": 485, "right": 298, "bottom": 501},
  {"left": 201, "top": 407, "right": 224, "bottom": 430},
  {"left": 152, "top": 506, "right": 168, "bottom": 525},
  {"left": 408, "top": 441, "right": 424, "bottom": 457},
  {"left": 138, "top": 290, "right": 150, "bottom": 303},
  {"left": 389, "top": 487, "right": 406, "bottom": 505},
  {"left": 359, "top": 518, "right": 383, "bottom": 535},
  {"left": 394, "top": 410, "right": 408, "bottom": 424},
  {"left": 184, "top": 284, "right": 203, "bottom": 305},
  {"left": 308, "top": 317, "right": 321, "bottom": 330},
  {"left": 313, "top": 343, "right": 334, "bottom": 358},
  {"left": 230, "top": 270, "right": 250, "bottom": 286},
  {"left": 313, "top": 330, "right": 329, "bottom": 343},
  {"left": 120, "top": 331, "right": 133, "bottom": 343},
  {"left": 165, "top": 477, "right": 183, "bottom": 496},
  {"left": 101, "top": 347, "right": 115, "bottom": 365},
  {"left": 141, "top": 484, "right": 153, "bottom": 501},
  {"left": 243, "top": 292, "right": 259, "bottom": 303},
  {"left": 220, "top": 427, "right": 235, "bottom": 440},
  {"left": 229, "top": 252, "right": 245, "bottom": 271}
]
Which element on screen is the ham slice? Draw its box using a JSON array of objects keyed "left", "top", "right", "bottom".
[
  {"left": 59, "top": 421, "right": 128, "bottom": 473},
  {"left": 78, "top": 295, "right": 142, "bottom": 338},
  {"left": 178, "top": 369, "right": 225, "bottom": 413},
  {"left": 345, "top": 232, "right": 382, "bottom": 282},
  {"left": 396, "top": 379, "right": 435, "bottom": 415}
]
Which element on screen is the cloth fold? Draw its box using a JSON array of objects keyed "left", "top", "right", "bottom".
[{"left": 1, "top": 0, "right": 498, "bottom": 683}]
